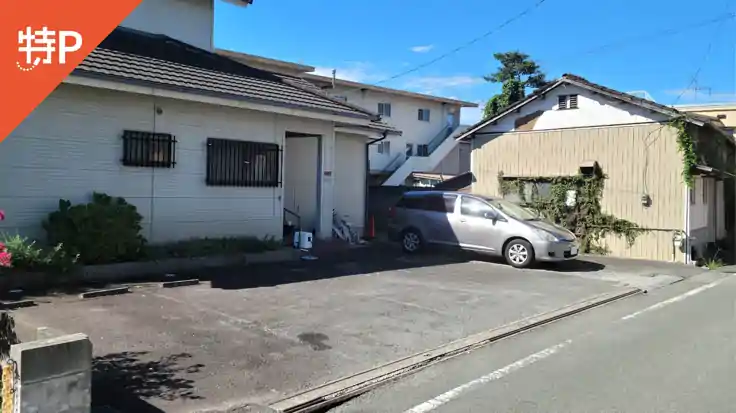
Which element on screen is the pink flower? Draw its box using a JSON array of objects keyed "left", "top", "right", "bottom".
[{"left": 0, "top": 251, "right": 11, "bottom": 268}]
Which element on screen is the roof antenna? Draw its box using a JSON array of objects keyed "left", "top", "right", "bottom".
[{"left": 332, "top": 69, "right": 336, "bottom": 89}]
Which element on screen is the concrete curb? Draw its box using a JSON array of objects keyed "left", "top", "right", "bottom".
[
  {"left": 0, "top": 300, "right": 35, "bottom": 310},
  {"left": 80, "top": 249, "right": 301, "bottom": 284},
  {"left": 161, "top": 279, "right": 200, "bottom": 288},
  {"left": 194, "top": 403, "right": 279, "bottom": 413},
  {"left": 79, "top": 287, "right": 130, "bottom": 299},
  {"left": 268, "top": 286, "right": 642, "bottom": 413}
]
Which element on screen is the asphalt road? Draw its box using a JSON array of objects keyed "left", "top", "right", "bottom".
[{"left": 331, "top": 270, "right": 736, "bottom": 413}]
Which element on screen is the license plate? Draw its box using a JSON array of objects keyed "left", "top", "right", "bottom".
[{"left": 570, "top": 247, "right": 578, "bottom": 255}]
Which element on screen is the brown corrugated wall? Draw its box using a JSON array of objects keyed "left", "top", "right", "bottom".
[{"left": 471, "top": 123, "right": 686, "bottom": 262}]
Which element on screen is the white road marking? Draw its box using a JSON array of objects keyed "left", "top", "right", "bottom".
[
  {"left": 403, "top": 340, "right": 572, "bottom": 413},
  {"left": 621, "top": 277, "right": 728, "bottom": 321}
]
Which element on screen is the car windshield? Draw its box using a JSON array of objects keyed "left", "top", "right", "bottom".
[{"left": 485, "top": 198, "right": 539, "bottom": 221}]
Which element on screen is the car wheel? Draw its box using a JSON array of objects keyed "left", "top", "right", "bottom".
[
  {"left": 505, "top": 239, "right": 534, "bottom": 268},
  {"left": 401, "top": 229, "right": 423, "bottom": 254}
]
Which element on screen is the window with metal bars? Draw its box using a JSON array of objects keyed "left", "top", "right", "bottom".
[
  {"left": 122, "top": 130, "right": 177, "bottom": 168},
  {"left": 569, "top": 94, "right": 579, "bottom": 109},
  {"left": 206, "top": 138, "right": 281, "bottom": 187}
]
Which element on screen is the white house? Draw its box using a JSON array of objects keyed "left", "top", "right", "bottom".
[
  {"left": 216, "top": 50, "right": 478, "bottom": 187},
  {"left": 1, "top": 0, "right": 399, "bottom": 244}
]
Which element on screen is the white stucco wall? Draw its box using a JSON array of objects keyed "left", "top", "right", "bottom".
[
  {"left": 121, "top": 0, "right": 214, "bottom": 50},
  {"left": 1, "top": 83, "right": 344, "bottom": 243},
  {"left": 485, "top": 84, "right": 669, "bottom": 134},
  {"left": 328, "top": 88, "right": 460, "bottom": 172},
  {"left": 334, "top": 133, "right": 367, "bottom": 234}
]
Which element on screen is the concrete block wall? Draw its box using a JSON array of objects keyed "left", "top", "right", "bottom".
[{"left": 8, "top": 333, "right": 92, "bottom": 413}]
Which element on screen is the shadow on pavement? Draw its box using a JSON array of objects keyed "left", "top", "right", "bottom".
[
  {"left": 462, "top": 250, "right": 606, "bottom": 273},
  {"left": 208, "top": 244, "right": 473, "bottom": 290},
  {"left": 536, "top": 259, "right": 606, "bottom": 273},
  {"left": 91, "top": 351, "right": 204, "bottom": 413},
  {"left": 208, "top": 244, "right": 607, "bottom": 290}
]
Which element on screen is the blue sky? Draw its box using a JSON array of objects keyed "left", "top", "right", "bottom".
[{"left": 214, "top": 0, "right": 736, "bottom": 124}]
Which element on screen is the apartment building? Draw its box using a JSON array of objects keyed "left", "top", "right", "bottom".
[{"left": 218, "top": 50, "right": 479, "bottom": 187}]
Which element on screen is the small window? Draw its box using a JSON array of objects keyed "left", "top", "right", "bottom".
[
  {"left": 417, "top": 144, "right": 429, "bottom": 157},
  {"left": 460, "top": 196, "right": 494, "bottom": 218},
  {"left": 377, "top": 141, "right": 391, "bottom": 155},
  {"left": 378, "top": 102, "right": 392, "bottom": 117},
  {"left": 206, "top": 138, "right": 280, "bottom": 187},
  {"left": 406, "top": 143, "right": 414, "bottom": 157},
  {"left": 558, "top": 95, "right": 567, "bottom": 110},
  {"left": 558, "top": 95, "right": 579, "bottom": 110},
  {"left": 418, "top": 108, "right": 431, "bottom": 122},
  {"left": 122, "top": 130, "right": 177, "bottom": 168},
  {"left": 334, "top": 95, "right": 348, "bottom": 102}
]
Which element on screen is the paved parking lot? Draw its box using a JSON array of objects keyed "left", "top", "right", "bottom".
[{"left": 10, "top": 248, "right": 702, "bottom": 412}]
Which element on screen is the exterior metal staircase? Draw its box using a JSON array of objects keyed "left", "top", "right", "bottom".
[{"left": 382, "top": 124, "right": 470, "bottom": 186}]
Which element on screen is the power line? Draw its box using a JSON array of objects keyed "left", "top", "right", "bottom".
[
  {"left": 334, "top": 0, "right": 550, "bottom": 96},
  {"left": 556, "top": 12, "right": 734, "bottom": 63},
  {"left": 672, "top": 16, "right": 727, "bottom": 105},
  {"left": 329, "top": 10, "right": 733, "bottom": 99},
  {"left": 640, "top": 13, "right": 728, "bottom": 194}
]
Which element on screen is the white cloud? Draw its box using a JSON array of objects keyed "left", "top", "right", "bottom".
[
  {"left": 410, "top": 45, "right": 434, "bottom": 53},
  {"left": 402, "top": 75, "right": 484, "bottom": 95},
  {"left": 312, "top": 62, "right": 382, "bottom": 83}
]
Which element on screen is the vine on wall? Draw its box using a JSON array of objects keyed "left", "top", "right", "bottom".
[
  {"left": 497, "top": 168, "right": 646, "bottom": 254},
  {"left": 671, "top": 117, "right": 698, "bottom": 188}
]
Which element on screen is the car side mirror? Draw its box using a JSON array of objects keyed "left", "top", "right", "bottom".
[{"left": 483, "top": 211, "right": 497, "bottom": 220}]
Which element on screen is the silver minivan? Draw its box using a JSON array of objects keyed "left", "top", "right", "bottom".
[{"left": 387, "top": 191, "right": 580, "bottom": 268}]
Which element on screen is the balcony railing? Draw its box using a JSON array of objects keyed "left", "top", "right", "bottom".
[
  {"left": 426, "top": 125, "right": 454, "bottom": 155},
  {"left": 382, "top": 153, "right": 405, "bottom": 173}
]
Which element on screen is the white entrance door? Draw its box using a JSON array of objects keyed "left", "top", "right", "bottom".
[{"left": 284, "top": 136, "right": 320, "bottom": 234}]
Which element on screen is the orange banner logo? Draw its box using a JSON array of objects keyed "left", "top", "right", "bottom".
[{"left": 0, "top": 0, "right": 143, "bottom": 142}]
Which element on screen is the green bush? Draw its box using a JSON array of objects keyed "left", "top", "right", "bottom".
[
  {"left": 42, "top": 192, "right": 147, "bottom": 265},
  {"left": 0, "top": 234, "right": 79, "bottom": 273}
]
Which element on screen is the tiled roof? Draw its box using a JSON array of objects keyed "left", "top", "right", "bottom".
[
  {"left": 457, "top": 73, "right": 730, "bottom": 141},
  {"left": 559, "top": 74, "right": 681, "bottom": 117},
  {"left": 74, "top": 27, "right": 378, "bottom": 120}
]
